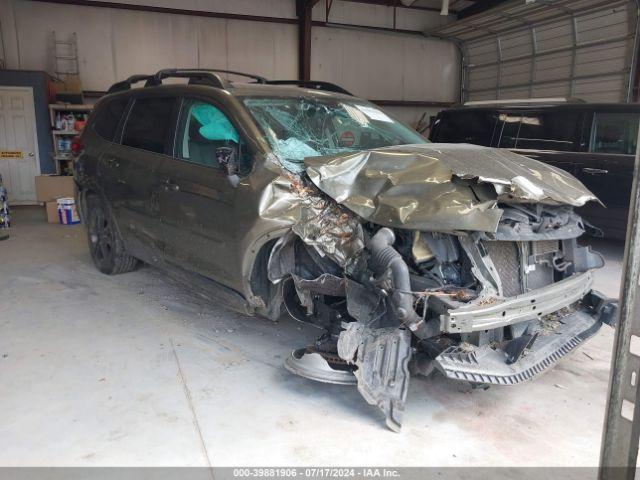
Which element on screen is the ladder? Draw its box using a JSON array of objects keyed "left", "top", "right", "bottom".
[{"left": 51, "top": 31, "right": 79, "bottom": 77}]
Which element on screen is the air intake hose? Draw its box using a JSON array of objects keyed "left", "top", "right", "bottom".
[{"left": 368, "top": 228, "right": 421, "bottom": 328}]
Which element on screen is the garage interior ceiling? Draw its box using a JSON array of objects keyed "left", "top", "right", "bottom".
[{"left": 426, "top": 0, "right": 640, "bottom": 102}]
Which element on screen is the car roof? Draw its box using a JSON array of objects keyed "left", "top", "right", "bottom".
[
  {"left": 99, "top": 81, "right": 358, "bottom": 104},
  {"left": 441, "top": 102, "right": 640, "bottom": 113},
  {"left": 229, "top": 82, "right": 356, "bottom": 101}
]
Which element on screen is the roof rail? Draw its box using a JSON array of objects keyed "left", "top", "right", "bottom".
[
  {"left": 463, "top": 97, "right": 586, "bottom": 106},
  {"left": 106, "top": 70, "right": 352, "bottom": 96},
  {"left": 106, "top": 68, "right": 268, "bottom": 94},
  {"left": 265, "top": 80, "right": 353, "bottom": 96},
  {"left": 107, "top": 74, "right": 156, "bottom": 94},
  {"left": 151, "top": 69, "right": 229, "bottom": 89},
  {"left": 106, "top": 69, "right": 232, "bottom": 93},
  {"left": 197, "top": 69, "right": 267, "bottom": 84}
]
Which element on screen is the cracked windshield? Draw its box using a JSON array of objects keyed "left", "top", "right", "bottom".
[{"left": 242, "top": 96, "right": 427, "bottom": 172}]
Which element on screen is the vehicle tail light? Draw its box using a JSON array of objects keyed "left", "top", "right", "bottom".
[{"left": 71, "top": 135, "right": 84, "bottom": 155}]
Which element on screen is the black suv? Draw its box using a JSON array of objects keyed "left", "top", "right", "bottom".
[
  {"left": 74, "top": 70, "right": 615, "bottom": 431},
  {"left": 429, "top": 101, "right": 640, "bottom": 239}
]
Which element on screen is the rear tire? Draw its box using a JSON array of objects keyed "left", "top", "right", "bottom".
[{"left": 86, "top": 195, "right": 138, "bottom": 274}]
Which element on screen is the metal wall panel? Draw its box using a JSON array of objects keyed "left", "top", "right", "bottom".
[
  {"left": 0, "top": 0, "right": 299, "bottom": 91},
  {"left": 0, "top": 0, "right": 458, "bottom": 122},
  {"left": 311, "top": 27, "right": 459, "bottom": 101},
  {"left": 311, "top": 0, "right": 452, "bottom": 31}
]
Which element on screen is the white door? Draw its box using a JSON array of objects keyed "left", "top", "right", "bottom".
[{"left": 0, "top": 87, "right": 40, "bottom": 205}]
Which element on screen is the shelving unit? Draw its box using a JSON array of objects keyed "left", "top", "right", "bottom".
[{"left": 49, "top": 103, "right": 93, "bottom": 175}]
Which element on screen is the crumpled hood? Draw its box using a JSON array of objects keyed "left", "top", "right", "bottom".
[{"left": 304, "top": 143, "right": 598, "bottom": 233}]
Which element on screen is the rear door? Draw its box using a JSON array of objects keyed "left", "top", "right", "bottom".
[
  {"left": 92, "top": 96, "right": 130, "bottom": 209},
  {"left": 106, "top": 95, "right": 178, "bottom": 261},
  {"left": 577, "top": 111, "right": 639, "bottom": 237},
  {"left": 158, "top": 96, "right": 250, "bottom": 286},
  {"left": 583, "top": 111, "right": 638, "bottom": 208}
]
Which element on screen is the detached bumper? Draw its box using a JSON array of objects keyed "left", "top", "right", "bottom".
[{"left": 434, "top": 290, "right": 617, "bottom": 385}]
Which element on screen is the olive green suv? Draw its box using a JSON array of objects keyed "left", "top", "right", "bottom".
[{"left": 75, "top": 69, "right": 616, "bottom": 431}]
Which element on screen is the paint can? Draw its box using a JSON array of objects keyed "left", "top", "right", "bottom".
[{"left": 57, "top": 197, "right": 80, "bottom": 225}]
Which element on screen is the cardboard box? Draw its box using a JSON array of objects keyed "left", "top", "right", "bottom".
[
  {"left": 35, "top": 175, "right": 74, "bottom": 203},
  {"left": 45, "top": 200, "right": 59, "bottom": 224},
  {"left": 55, "top": 74, "right": 82, "bottom": 94}
]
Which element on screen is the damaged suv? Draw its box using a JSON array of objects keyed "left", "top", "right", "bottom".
[{"left": 75, "top": 69, "right": 617, "bottom": 431}]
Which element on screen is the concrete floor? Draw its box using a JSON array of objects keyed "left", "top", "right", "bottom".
[{"left": 0, "top": 206, "right": 625, "bottom": 467}]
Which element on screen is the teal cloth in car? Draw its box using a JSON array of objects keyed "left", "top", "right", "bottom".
[{"left": 192, "top": 104, "right": 239, "bottom": 143}]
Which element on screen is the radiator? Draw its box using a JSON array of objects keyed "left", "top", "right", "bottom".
[{"left": 483, "top": 240, "right": 558, "bottom": 297}]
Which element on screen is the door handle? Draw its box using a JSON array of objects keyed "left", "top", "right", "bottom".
[
  {"left": 582, "top": 167, "right": 608, "bottom": 175},
  {"left": 105, "top": 157, "right": 119, "bottom": 168},
  {"left": 164, "top": 179, "right": 180, "bottom": 192}
]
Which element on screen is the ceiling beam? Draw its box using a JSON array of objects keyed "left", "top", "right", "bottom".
[
  {"left": 457, "top": 0, "right": 509, "bottom": 19},
  {"left": 337, "top": 0, "right": 454, "bottom": 14}
]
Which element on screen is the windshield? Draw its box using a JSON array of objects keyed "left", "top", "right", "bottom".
[{"left": 242, "top": 96, "right": 428, "bottom": 172}]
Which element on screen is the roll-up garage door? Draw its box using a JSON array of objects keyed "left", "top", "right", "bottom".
[{"left": 427, "top": 0, "right": 640, "bottom": 103}]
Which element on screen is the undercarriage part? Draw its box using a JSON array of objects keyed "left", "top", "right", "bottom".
[
  {"left": 337, "top": 323, "right": 412, "bottom": 432},
  {"left": 434, "top": 293, "right": 616, "bottom": 385},
  {"left": 282, "top": 276, "right": 346, "bottom": 332},
  {"left": 344, "top": 279, "right": 386, "bottom": 325},
  {"left": 504, "top": 333, "right": 539, "bottom": 365},
  {"left": 284, "top": 348, "right": 357, "bottom": 385}
]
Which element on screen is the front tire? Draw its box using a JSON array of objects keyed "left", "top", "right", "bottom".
[{"left": 86, "top": 195, "right": 138, "bottom": 275}]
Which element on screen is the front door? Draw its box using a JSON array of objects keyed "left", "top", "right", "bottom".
[
  {"left": 0, "top": 87, "right": 40, "bottom": 204},
  {"left": 158, "top": 97, "right": 247, "bottom": 288}
]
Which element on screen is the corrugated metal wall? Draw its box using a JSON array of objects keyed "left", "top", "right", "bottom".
[
  {"left": 467, "top": 1, "right": 638, "bottom": 101},
  {"left": 428, "top": 0, "right": 640, "bottom": 103}
]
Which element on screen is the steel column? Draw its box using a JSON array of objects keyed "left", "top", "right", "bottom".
[{"left": 297, "top": 0, "right": 316, "bottom": 81}]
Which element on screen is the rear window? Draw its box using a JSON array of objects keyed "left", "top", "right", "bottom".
[
  {"left": 93, "top": 98, "right": 128, "bottom": 141},
  {"left": 591, "top": 112, "right": 639, "bottom": 155},
  {"left": 498, "top": 113, "right": 521, "bottom": 148},
  {"left": 122, "top": 97, "right": 176, "bottom": 154},
  {"left": 430, "top": 111, "right": 498, "bottom": 146},
  {"left": 515, "top": 111, "right": 582, "bottom": 151}
]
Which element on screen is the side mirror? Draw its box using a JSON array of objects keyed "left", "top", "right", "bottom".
[{"left": 216, "top": 145, "right": 240, "bottom": 187}]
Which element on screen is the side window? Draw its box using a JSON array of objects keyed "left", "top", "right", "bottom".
[
  {"left": 93, "top": 98, "right": 128, "bottom": 141},
  {"left": 176, "top": 99, "right": 247, "bottom": 173},
  {"left": 516, "top": 111, "right": 582, "bottom": 151},
  {"left": 122, "top": 97, "right": 176, "bottom": 154},
  {"left": 591, "top": 113, "right": 639, "bottom": 155},
  {"left": 431, "top": 111, "right": 498, "bottom": 146},
  {"left": 498, "top": 113, "right": 522, "bottom": 148}
]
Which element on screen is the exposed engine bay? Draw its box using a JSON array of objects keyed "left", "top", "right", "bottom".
[{"left": 259, "top": 145, "right": 618, "bottom": 432}]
